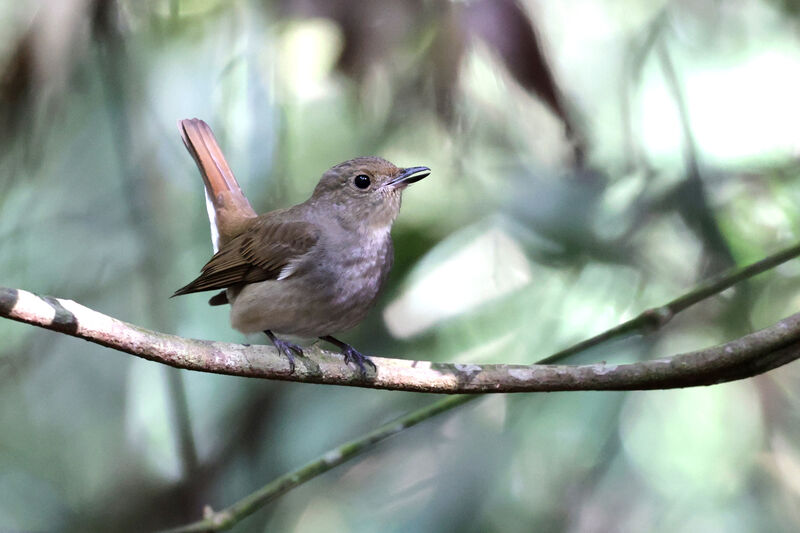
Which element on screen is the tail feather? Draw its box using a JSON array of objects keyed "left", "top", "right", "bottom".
[
  {"left": 179, "top": 118, "right": 256, "bottom": 249},
  {"left": 208, "top": 291, "right": 229, "bottom": 306}
]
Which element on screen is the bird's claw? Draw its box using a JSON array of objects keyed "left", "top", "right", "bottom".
[
  {"left": 267, "top": 334, "right": 304, "bottom": 374},
  {"left": 341, "top": 345, "right": 376, "bottom": 376}
]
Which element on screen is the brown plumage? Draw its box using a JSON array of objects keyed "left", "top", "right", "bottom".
[
  {"left": 173, "top": 218, "right": 320, "bottom": 297},
  {"left": 173, "top": 119, "right": 430, "bottom": 374}
]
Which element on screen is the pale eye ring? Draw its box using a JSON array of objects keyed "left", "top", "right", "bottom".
[{"left": 354, "top": 174, "right": 371, "bottom": 189}]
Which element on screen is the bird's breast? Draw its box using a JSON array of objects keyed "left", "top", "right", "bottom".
[
  {"left": 228, "top": 229, "right": 394, "bottom": 336},
  {"left": 321, "top": 229, "right": 394, "bottom": 307}
]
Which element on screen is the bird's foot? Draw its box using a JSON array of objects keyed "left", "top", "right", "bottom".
[
  {"left": 264, "top": 330, "right": 304, "bottom": 373},
  {"left": 342, "top": 345, "right": 376, "bottom": 376},
  {"left": 319, "top": 336, "right": 376, "bottom": 376}
]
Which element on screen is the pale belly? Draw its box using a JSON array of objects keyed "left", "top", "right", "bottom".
[{"left": 228, "top": 237, "right": 393, "bottom": 337}]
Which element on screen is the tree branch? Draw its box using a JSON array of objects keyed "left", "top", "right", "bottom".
[
  {"left": 2, "top": 243, "right": 800, "bottom": 394},
  {"left": 155, "top": 242, "right": 800, "bottom": 532},
  {"left": 3, "top": 284, "right": 799, "bottom": 393},
  {"left": 546, "top": 241, "right": 800, "bottom": 361},
  {"left": 5, "top": 243, "right": 800, "bottom": 532},
  {"left": 161, "top": 395, "right": 475, "bottom": 532}
]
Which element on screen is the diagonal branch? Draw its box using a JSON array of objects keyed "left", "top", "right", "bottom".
[
  {"left": 2, "top": 284, "right": 800, "bottom": 393},
  {"left": 2, "top": 242, "right": 800, "bottom": 394},
  {"left": 162, "top": 394, "right": 475, "bottom": 532},
  {"left": 4, "top": 243, "right": 800, "bottom": 532},
  {"left": 546, "top": 241, "right": 800, "bottom": 361},
  {"left": 156, "top": 241, "right": 800, "bottom": 532}
]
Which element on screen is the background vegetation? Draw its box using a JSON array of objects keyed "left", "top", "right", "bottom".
[{"left": 2, "top": 0, "right": 800, "bottom": 531}]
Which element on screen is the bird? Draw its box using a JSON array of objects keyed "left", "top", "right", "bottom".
[{"left": 172, "top": 118, "right": 430, "bottom": 374}]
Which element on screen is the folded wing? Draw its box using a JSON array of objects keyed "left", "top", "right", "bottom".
[{"left": 172, "top": 218, "right": 320, "bottom": 297}]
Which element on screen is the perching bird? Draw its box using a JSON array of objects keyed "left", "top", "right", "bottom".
[{"left": 173, "top": 119, "right": 430, "bottom": 374}]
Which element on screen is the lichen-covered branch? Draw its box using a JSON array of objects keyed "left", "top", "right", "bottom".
[
  {"left": 1, "top": 284, "right": 799, "bottom": 393},
  {"left": 4, "top": 242, "right": 800, "bottom": 532},
  {"left": 161, "top": 317, "right": 800, "bottom": 533},
  {"left": 155, "top": 242, "right": 800, "bottom": 532},
  {"left": 1, "top": 242, "right": 799, "bottom": 394}
]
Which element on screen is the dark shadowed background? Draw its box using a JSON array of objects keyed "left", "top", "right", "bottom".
[{"left": 2, "top": 0, "right": 800, "bottom": 531}]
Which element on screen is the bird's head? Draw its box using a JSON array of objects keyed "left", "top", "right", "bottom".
[{"left": 310, "top": 157, "right": 430, "bottom": 231}]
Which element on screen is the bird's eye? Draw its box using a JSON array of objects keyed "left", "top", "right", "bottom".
[{"left": 354, "top": 174, "right": 371, "bottom": 189}]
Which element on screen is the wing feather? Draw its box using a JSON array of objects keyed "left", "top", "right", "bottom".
[{"left": 172, "top": 218, "right": 320, "bottom": 297}]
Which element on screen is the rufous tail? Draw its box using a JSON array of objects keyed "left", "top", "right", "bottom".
[{"left": 179, "top": 118, "right": 256, "bottom": 250}]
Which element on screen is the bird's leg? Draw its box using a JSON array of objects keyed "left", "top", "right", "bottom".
[
  {"left": 264, "top": 330, "right": 304, "bottom": 373},
  {"left": 319, "top": 335, "right": 376, "bottom": 375}
]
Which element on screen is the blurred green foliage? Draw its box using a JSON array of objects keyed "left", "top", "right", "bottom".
[{"left": 2, "top": 0, "right": 800, "bottom": 531}]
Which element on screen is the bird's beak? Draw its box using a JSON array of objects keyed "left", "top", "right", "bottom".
[{"left": 387, "top": 166, "right": 431, "bottom": 188}]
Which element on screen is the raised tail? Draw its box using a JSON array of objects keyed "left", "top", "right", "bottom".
[{"left": 179, "top": 118, "right": 256, "bottom": 251}]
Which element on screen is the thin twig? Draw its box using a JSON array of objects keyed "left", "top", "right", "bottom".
[
  {"left": 545, "top": 241, "right": 800, "bottom": 361},
  {"left": 161, "top": 395, "right": 474, "bottom": 532},
  {"left": 3, "top": 246, "right": 799, "bottom": 531},
  {"left": 156, "top": 242, "right": 800, "bottom": 531}
]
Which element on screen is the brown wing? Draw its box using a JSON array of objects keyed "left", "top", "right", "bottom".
[{"left": 172, "top": 218, "right": 320, "bottom": 297}]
